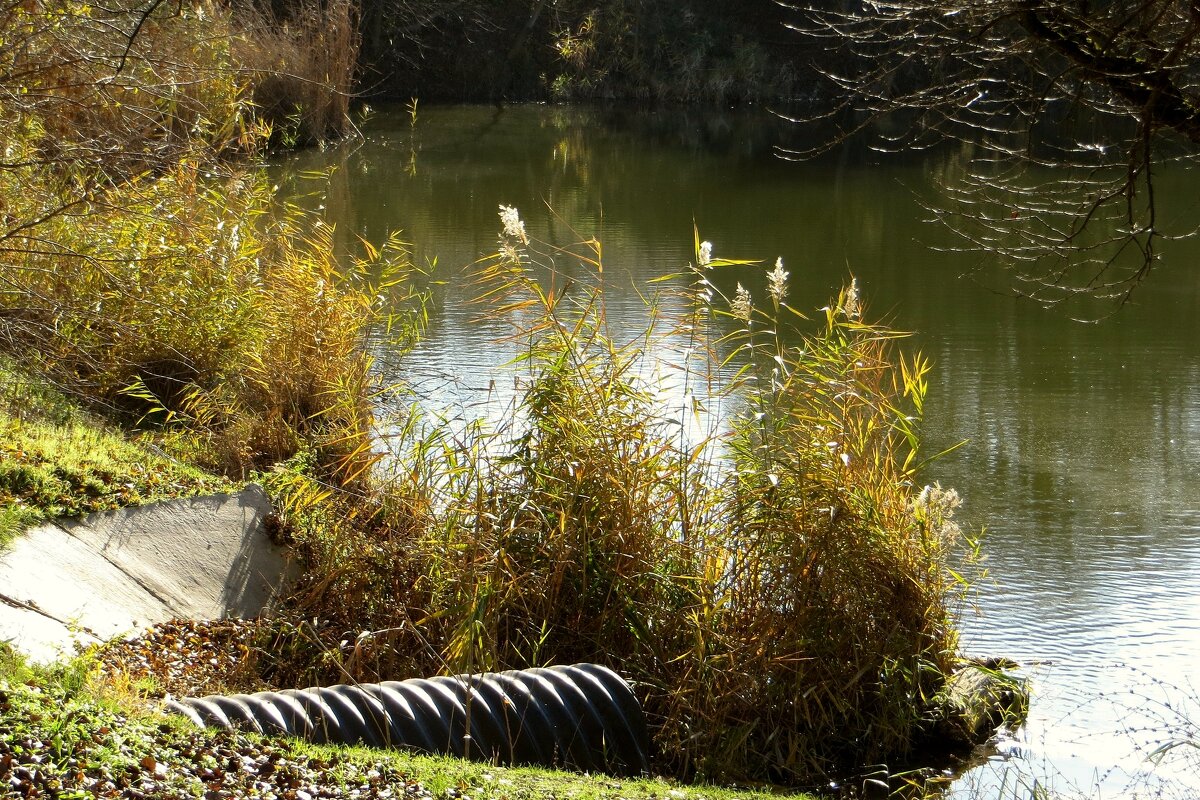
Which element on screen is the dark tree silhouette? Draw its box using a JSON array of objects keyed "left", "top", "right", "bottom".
[{"left": 782, "top": 1, "right": 1200, "bottom": 309}]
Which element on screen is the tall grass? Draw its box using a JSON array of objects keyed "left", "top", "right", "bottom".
[
  {"left": 264, "top": 208, "right": 971, "bottom": 786},
  {"left": 2, "top": 161, "right": 418, "bottom": 479},
  {"left": 657, "top": 257, "right": 966, "bottom": 781},
  {"left": 1, "top": 0, "right": 400, "bottom": 481}
]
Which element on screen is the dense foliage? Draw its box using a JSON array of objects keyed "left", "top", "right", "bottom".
[
  {"left": 261, "top": 219, "right": 973, "bottom": 785},
  {"left": 352, "top": 0, "right": 804, "bottom": 104},
  {"left": 0, "top": 0, "right": 415, "bottom": 480}
]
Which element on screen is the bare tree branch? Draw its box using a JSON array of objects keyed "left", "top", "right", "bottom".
[{"left": 780, "top": 0, "right": 1200, "bottom": 311}]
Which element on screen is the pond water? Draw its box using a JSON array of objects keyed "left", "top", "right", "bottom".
[{"left": 276, "top": 105, "right": 1200, "bottom": 797}]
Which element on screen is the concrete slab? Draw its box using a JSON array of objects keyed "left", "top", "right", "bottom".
[
  {"left": 0, "top": 599, "right": 100, "bottom": 664},
  {"left": 0, "top": 485, "right": 296, "bottom": 663},
  {"left": 0, "top": 521, "right": 177, "bottom": 636}
]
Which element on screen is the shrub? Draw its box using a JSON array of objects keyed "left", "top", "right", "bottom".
[
  {"left": 2, "top": 160, "right": 419, "bottom": 479},
  {"left": 0, "top": 0, "right": 251, "bottom": 179},
  {"left": 0, "top": 0, "right": 393, "bottom": 481},
  {"left": 544, "top": 2, "right": 786, "bottom": 104}
]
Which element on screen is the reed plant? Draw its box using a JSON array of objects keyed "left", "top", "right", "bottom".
[
  {"left": 2, "top": 161, "right": 418, "bottom": 480},
  {"left": 654, "top": 255, "right": 967, "bottom": 781},
  {"left": 264, "top": 208, "right": 972, "bottom": 786},
  {"left": 433, "top": 224, "right": 691, "bottom": 676},
  {"left": 230, "top": 0, "right": 361, "bottom": 145},
  {"left": 1, "top": 0, "right": 395, "bottom": 482}
]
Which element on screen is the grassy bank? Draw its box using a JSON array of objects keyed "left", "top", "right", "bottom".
[
  {"left": 0, "top": 361, "right": 229, "bottom": 547},
  {"left": 1, "top": 648, "right": 812, "bottom": 800}
]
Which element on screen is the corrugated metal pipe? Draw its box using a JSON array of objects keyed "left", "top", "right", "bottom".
[{"left": 165, "top": 663, "right": 649, "bottom": 776}]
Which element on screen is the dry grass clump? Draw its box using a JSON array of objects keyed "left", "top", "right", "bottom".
[
  {"left": 266, "top": 210, "right": 971, "bottom": 786},
  {"left": 0, "top": 0, "right": 357, "bottom": 158},
  {"left": 229, "top": 0, "right": 361, "bottom": 145},
  {"left": 1, "top": 161, "right": 417, "bottom": 479},
  {"left": 0, "top": 0, "right": 252, "bottom": 179}
]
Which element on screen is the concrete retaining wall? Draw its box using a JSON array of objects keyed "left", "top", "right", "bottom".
[{"left": 0, "top": 485, "right": 295, "bottom": 662}]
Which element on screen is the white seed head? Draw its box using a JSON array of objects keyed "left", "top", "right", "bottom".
[
  {"left": 768, "top": 257, "right": 788, "bottom": 303},
  {"left": 732, "top": 283, "right": 753, "bottom": 322},
  {"left": 912, "top": 482, "right": 963, "bottom": 541},
  {"left": 844, "top": 277, "right": 862, "bottom": 320},
  {"left": 698, "top": 240, "right": 713, "bottom": 268},
  {"left": 498, "top": 204, "right": 528, "bottom": 244}
]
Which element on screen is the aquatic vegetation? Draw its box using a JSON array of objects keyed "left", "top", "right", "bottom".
[
  {"left": 0, "top": 8, "right": 975, "bottom": 777},
  {"left": 272, "top": 207, "right": 973, "bottom": 786}
]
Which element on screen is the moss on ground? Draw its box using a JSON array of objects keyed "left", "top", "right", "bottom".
[{"left": 0, "top": 362, "right": 230, "bottom": 547}]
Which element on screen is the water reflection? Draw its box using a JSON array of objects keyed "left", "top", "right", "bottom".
[{"left": 274, "top": 104, "right": 1200, "bottom": 795}]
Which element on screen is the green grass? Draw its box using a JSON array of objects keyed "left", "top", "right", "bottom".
[
  {"left": 375, "top": 756, "right": 805, "bottom": 800},
  {"left": 304, "top": 746, "right": 812, "bottom": 800},
  {"left": 0, "top": 646, "right": 815, "bottom": 800},
  {"left": 0, "top": 362, "right": 229, "bottom": 547}
]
